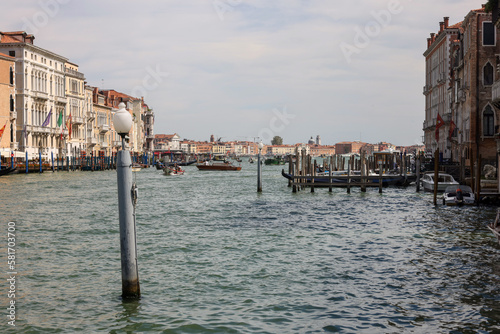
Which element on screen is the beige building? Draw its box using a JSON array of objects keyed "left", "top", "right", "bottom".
[
  {"left": 0, "top": 52, "right": 15, "bottom": 158},
  {"left": 0, "top": 31, "right": 68, "bottom": 159},
  {"left": 65, "top": 61, "right": 86, "bottom": 157}
]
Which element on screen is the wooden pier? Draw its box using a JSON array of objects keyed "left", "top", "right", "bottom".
[{"left": 285, "top": 148, "right": 415, "bottom": 193}]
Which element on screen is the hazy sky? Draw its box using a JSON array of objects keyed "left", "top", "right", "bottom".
[{"left": 0, "top": 0, "right": 483, "bottom": 145}]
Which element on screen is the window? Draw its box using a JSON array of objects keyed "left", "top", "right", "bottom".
[
  {"left": 10, "top": 95, "right": 14, "bottom": 111},
  {"left": 484, "top": 62, "right": 494, "bottom": 86},
  {"left": 483, "top": 22, "right": 495, "bottom": 46},
  {"left": 483, "top": 105, "right": 495, "bottom": 136},
  {"left": 8, "top": 51, "right": 15, "bottom": 57},
  {"left": 9, "top": 67, "right": 13, "bottom": 85}
]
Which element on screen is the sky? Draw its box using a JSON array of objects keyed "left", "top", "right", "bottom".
[{"left": 0, "top": 0, "right": 485, "bottom": 146}]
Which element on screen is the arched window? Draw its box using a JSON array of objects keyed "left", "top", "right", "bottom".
[
  {"left": 484, "top": 62, "right": 494, "bottom": 86},
  {"left": 10, "top": 95, "right": 14, "bottom": 111},
  {"left": 483, "top": 105, "right": 495, "bottom": 136},
  {"left": 9, "top": 67, "right": 14, "bottom": 85}
]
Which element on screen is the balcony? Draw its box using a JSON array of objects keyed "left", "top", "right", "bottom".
[
  {"left": 100, "top": 142, "right": 109, "bottom": 148},
  {"left": 492, "top": 81, "right": 500, "bottom": 107},
  {"left": 99, "top": 124, "right": 109, "bottom": 133},
  {"left": 32, "top": 91, "right": 48, "bottom": 100},
  {"left": 86, "top": 111, "right": 95, "bottom": 121},
  {"left": 87, "top": 137, "right": 98, "bottom": 146},
  {"left": 10, "top": 142, "right": 18, "bottom": 150},
  {"left": 64, "top": 67, "right": 85, "bottom": 80},
  {"left": 72, "top": 116, "right": 84, "bottom": 125},
  {"left": 54, "top": 96, "right": 67, "bottom": 104},
  {"left": 10, "top": 111, "right": 16, "bottom": 120},
  {"left": 113, "top": 140, "right": 122, "bottom": 148}
]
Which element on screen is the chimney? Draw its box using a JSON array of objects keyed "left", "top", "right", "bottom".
[
  {"left": 431, "top": 33, "right": 436, "bottom": 43},
  {"left": 427, "top": 38, "right": 431, "bottom": 48},
  {"left": 444, "top": 17, "right": 449, "bottom": 28},
  {"left": 439, "top": 21, "right": 444, "bottom": 32}
]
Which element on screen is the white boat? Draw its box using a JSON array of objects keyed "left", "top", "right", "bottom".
[
  {"left": 442, "top": 185, "right": 475, "bottom": 206},
  {"left": 421, "top": 172, "right": 459, "bottom": 192}
]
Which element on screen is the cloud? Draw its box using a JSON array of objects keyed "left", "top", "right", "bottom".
[{"left": 0, "top": 0, "right": 483, "bottom": 145}]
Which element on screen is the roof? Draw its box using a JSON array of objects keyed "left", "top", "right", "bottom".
[{"left": 0, "top": 31, "right": 35, "bottom": 44}]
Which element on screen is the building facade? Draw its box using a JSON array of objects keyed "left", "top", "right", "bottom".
[
  {"left": 0, "top": 31, "right": 69, "bottom": 159},
  {"left": 0, "top": 52, "right": 15, "bottom": 158}
]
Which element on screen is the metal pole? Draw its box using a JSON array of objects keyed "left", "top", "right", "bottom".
[
  {"left": 51, "top": 152, "right": 54, "bottom": 172},
  {"left": 11, "top": 151, "right": 14, "bottom": 169},
  {"left": 39, "top": 149, "right": 42, "bottom": 173},
  {"left": 25, "top": 151, "right": 28, "bottom": 174},
  {"left": 257, "top": 149, "right": 262, "bottom": 192},
  {"left": 433, "top": 149, "right": 439, "bottom": 205},
  {"left": 116, "top": 137, "right": 140, "bottom": 299}
]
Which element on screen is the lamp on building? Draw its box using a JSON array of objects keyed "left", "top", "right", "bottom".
[{"left": 113, "top": 102, "right": 132, "bottom": 148}]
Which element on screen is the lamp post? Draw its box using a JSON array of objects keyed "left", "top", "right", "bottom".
[
  {"left": 257, "top": 141, "right": 263, "bottom": 192},
  {"left": 114, "top": 102, "right": 140, "bottom": 299}
]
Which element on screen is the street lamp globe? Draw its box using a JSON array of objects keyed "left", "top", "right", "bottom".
[
  {"left": 258, "top": 141, "right": 264, "bottom": 152},
  {"left": 113, "top": 102, "right": 132, "bottom": 138}
]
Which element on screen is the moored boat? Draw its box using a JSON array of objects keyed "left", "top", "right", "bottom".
[
  {"left": 442, "top": 185, "right": 475, "bottom": 206},
  {"left": 421, "top": 172, "right": 459, "bottom": 192}
]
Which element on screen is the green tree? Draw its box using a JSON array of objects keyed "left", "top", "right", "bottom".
[{"left": 271, "top": 136, "right": 283, "bottom": 145}]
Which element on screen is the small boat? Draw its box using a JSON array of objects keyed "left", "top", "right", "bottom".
[
  {"left": 248, "top": 157, "right": 254, "bottom": 163},
  {"left": 132, "top": 163, "right": 145, "bottom": 172},
  {"left": 163, "top": 166, "right": 185, "bottom": 175},
  {"left": 164, "top": 160, "right": 197, "bottom": 167},
  {"left": 488, "top": 208, "right": 500, "bottom": 245},
  {"left": 421, "top": 172, "right": 459, "bottom": 192},
  {"left": 196, "top": 162, "right": 241, "bottom": 171},
  {"left": 264, "top": 156, "right": 286, "bottom": 165},
  {"left": 0, "top": 166, "right": 16, "bottom": 176},
  {"left": 442, "top": 185, "right": 475, "bottom": 206}
]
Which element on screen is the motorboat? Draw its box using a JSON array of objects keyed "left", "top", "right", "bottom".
[
  {"left": 421, "top": 172, "right": 459, "bottom": 192},
  {"left": 196, "top": 162, "right": 241, "bottom": 171},
  {"left": 163, "top": 166, "right": 185, "bottom": 175},
  {"left": 442, "top": 185, "right": 475, "bottom": 206}
]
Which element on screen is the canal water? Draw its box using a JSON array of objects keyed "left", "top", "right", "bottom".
[{"left": 1, "top": 162, "right": 499, "bottom": 333}]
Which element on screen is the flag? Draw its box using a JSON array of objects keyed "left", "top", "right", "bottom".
[
  {"left": 435, "top": 114, "right": 444, "bottom": 141},
  {"left": 66, "top": 113, "right": 72, "bottom": 140},
  {"left": 58, "top": 111, "right": 64, "bottom": 140},
  {"left": 0, "top": 121, "right": 6, "bottom": 140},
  {"left": 449, "top": 120, "right": 456, "bottom": 139},
  {"left": 41, "top": 108, "right": 52, "bottom": 127}
]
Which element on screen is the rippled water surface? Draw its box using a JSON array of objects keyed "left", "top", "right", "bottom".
[{"left": 1, "top": 163, "right": 500, "bottom": 333}]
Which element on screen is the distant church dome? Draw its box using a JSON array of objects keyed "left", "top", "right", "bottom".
[{"left": 308, "top": 136, "right": 315, "bottom": 145}]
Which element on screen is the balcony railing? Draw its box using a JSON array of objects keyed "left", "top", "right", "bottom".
[
  {"left": 10, "top": 142, "right": 18, "bottom": 150},
  {"left": 87, "top": 137, "right": 98, "bottom": 146},
  {"left": 32, "top": 91, "right": 48, "bottom": 100},
  {"left": 113, "top": 140, "right": 122, "bottom": 147},
  {"left": 99, "top": 124, "right": 109, "bottom": 133},
  {"left": 64, "top": 67, "right": 85, "bottom": 80},
  {"left": 72, "top": 116, "right": 84, "bottom": 125},
  {"left": 54, "top": 96, "right": 67, "bottom": 104},
  {"left": 86, "top": 111, "right": 95, "bottom": 121},
  {"left": 10, "top": 111, "right": 16, "bottom": 120}
]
